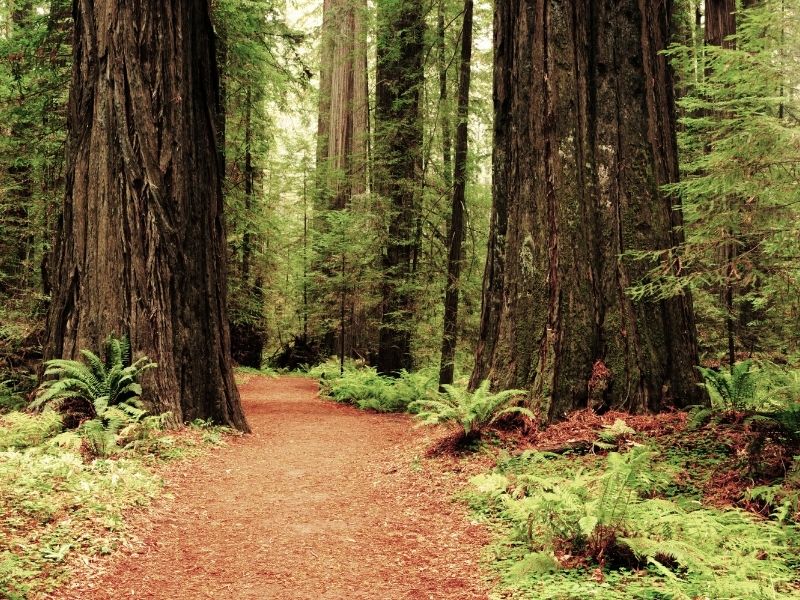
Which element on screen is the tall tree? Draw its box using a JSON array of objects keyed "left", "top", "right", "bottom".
[
  {"left": 317, "top": 0, "right": 369, "bottom": 209},
  {"left": 45, "top": 0, "right": 249, "bottom": 430},
  {"left": 438, "top": 0, "right": 473, "bottom": 388},
  {"left": 472, "top": 0, "right": 701, "bottom": 419},
  {"left": 314, "top": 0, "right": 373, "bottom": 360},
  {"left": 375, "top": 0, "right": 425, "bottom": 374}
]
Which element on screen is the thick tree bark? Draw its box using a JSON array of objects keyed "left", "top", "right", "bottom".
[
  {"left": 316, "top": 0, "right": 369, "bottom": 208},
  {"left": 472, "top": 0, "right": 701, "bottom": 419},
  {"left": 438, "top": 0, "right": 473, "bottom": 389},
  {"left": 375, "top": 0, "right": 424, "bottom": 374},
  {"left": 705, "top": 0, "right": 736, "bottom": 48},
  {"left": 45, "top": 0, "right": 249, "bottom": 431}
]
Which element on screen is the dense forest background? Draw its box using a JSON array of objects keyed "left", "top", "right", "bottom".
[
  {"left": 0, "top": 0, "right": 798, "bottom": 406},
  {"left": 3, "top": 2, "right": 800, "bottom": 598}
]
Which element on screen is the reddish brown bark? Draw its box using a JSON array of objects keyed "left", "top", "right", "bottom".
[
  {"left": 472, "top": 0, "right": 701, "bottom": 419},
  {"left": 46, "top": 0, "right": 249, "bottom": 430},
  {"left": 438, "top": 0, "right": 473, "bottom": 389},
  {"left": 375, "top": 0, "right": 424, "bottom": 374}
]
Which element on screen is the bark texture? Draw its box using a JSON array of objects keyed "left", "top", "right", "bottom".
[
  {"left": 472, "top": 0, "right": 701, "bottom": 419},
  {"left": 438, "top": 0, "right": 473, "bottom": 389},
  {"left": 317, "top": 0, "right": 369, "bottom": 207},
  {"left": 46, "top": 0, "right": 249, "bottom": 430},
  {"left": 315, "top": 0, "right": 372, "bottom": 360},
  {"left": 375, "top": 0, "right": 424, "bottom": 374}
]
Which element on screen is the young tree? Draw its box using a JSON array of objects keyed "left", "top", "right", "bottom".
[
  {"left": 374, "top": 0, "right": 425, "bottom": 374},
  {"left": 472, "top": 0, "right": 701, "bottom": 419},
  {"left": 45, "top": 0, "right": 249, "bottom": 430}
]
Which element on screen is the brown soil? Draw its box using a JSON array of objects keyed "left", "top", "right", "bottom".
[{"left": 50, "top": 376, "right": 491, "bottom": 599}]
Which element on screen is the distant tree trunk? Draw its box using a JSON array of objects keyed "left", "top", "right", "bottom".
[
  {"left": 375, "top": 0, "right": 424, "bottom": 374},
  {"left": 472, "top": 0, "right": 701, "bottom": 419},
  {"left": 705, "top": 0, "right": 736, "bottom": 47},
  {"left": 46, "top": 0, "right": 249, "bottom": 431},
  {"left": 438, "top": 0, "right": 473, "bottom": 389},
  {"left": 705, "top": 0, "right": 737, "bottom": 369},
  {"left": 438, "top": 0, "right": 452, "bottom": 192},
  {"left": 242, "top": 86, "right": 254, "bottom": 284},
  {"left": 316, "top": 0, "right": 370, "bottom": 358}
]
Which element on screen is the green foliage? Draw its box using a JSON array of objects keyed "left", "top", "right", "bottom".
[
  {"left": 314, "top": 359, "right": 438, "bottom": 413},
  {"left": 33, "top": 335, "right": 156, "bottom": 417},
  {"left": 468, "top": 448, "right": 800, "bottom": 599},
  {"left": 0, "top": 410, "right": 62, "bottom": 450},
  {"left": 0, "top": 442, "right": 160, "bottom": 597},
  {"left": 629, "top": 0, "right": 800, "bottom": 359},
  {"left": 594, "top": 419, "right": 637, "bottom": 450},
  {"left": 0, "top": 387, "right": 232, "bottom": 597},
  {"left": 697, "top": 361, "right": 757, "bottom": 411},
  {"left": 410, "top": 380, "right": 531, "bottom": 440},
  {"left": 0, "top": 380, "right": 26, "bottom": 413}
]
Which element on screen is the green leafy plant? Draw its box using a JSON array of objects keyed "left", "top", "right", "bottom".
[
  {"left": 410, "top": 380, "right": 532, "bottom": 442},
  {"left": 32, "top": 335, "right": 156, "bottom": 418},
  {"left": 469, "top": 448, "right": 800, "bottom": 598},
  {"left": 0, "top": 380, "right": 26, "bottom": 413},
  {"left": 697, "top": 360, "right": 757, "bottom": 411},
  {"left": 31, "top": 335, "right": 157, "bottom": 457},
  {"left": 313, "top": 360, "right": 437, "bottom": 413},
  {"left": 79, "top": 401, "right": 148, "bottom": 457},
  {"left": 0, "top": 410, "right": 62, "bottom": 450}
]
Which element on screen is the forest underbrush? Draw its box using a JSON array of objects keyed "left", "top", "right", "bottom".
[{"left": 0, "top": 394, "right": 234, "bottom": 599}]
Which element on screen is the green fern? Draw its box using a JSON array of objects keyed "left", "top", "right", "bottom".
[
  {"left": 32, "top": 335, "right": 156, "bottom": 416},
  {"left": 410, "top": 380, "right": 532, "bottom": 440},
  {"left": 697, "top": 360, "right": 757, "bottom": 410}
]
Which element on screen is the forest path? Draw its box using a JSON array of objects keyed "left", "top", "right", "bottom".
[{"left": 53, "top": 376, "right": 490, "bottom": 599}]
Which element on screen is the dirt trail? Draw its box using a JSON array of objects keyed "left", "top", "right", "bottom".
[{"left": 53, "top": 376, "right": 490, "bottom": 599}]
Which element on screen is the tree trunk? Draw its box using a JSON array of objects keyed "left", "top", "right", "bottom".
[
  {"left": 438, "top": 0, "right": 473, "bottom": 389},
  {"left": 45, "top": 0, "right": 249, "bottom": 431},
  {"left": 705, "top": 0, "right": 736, "bottom": 48},
  {"left": 438, "top": 0, "right": 453, "bottom": 192},
  {"left": 315, "top": 0, "right": 371, "bottom": 359},
  {"left": 705, "top": 0, "right": 737, "bottom": 370},
  {"left": 375, "top": 0, "right": 424, "bottom": 374},
  {"left": 472, "top": 0, "right": 701, "bottom": 419}
]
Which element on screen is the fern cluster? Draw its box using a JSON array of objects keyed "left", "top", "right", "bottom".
[
  {"left": 315, "top": 360, "right": 438, "bottom": 413},
  {"left": 410, "top": 380, "right": 532, "bottom": 441},
  {"left": 469, "top": 448, "right": 800, "bottom": 598},
  {"left": 33, "top": 335, "right": 157, "bottom": 457}
]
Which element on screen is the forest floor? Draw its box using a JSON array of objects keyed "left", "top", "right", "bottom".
[{"left": 47, "top": 376, "right": 491, "bottom": 600}]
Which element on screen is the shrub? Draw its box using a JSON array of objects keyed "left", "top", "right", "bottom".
[
  {"left": 410, "top": 380, "right": 532, "bottom": 442},
  {"left": 697, "top": 361, "right": 757, "bottom": 411},
  {"left": 32, "top": 335, "right": 157, "bottom": 457}
]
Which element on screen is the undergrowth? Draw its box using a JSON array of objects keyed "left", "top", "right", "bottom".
[
  {"left": 311, "top": 358, "right": 437, "bottom": 413},
  {"left": 467, "top": 447, "right": 800, "bottom": 599},
  {"left": 0, "top": 409, "right": 233, "bottom": 598}
]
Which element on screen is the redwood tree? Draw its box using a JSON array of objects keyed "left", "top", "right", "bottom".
[
  {"left": 45, "top": 0, "right": 249, "bottom": 430},
  {"left": 472, "top": 0, "right": 701, "bottom": 419},
  {"left": 374, "top": 0, "right": 424, "bottom": 374}
]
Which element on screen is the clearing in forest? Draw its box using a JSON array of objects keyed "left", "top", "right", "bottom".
[{"left": 49, "top": 376, "right": 489, "bottom": 600}]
